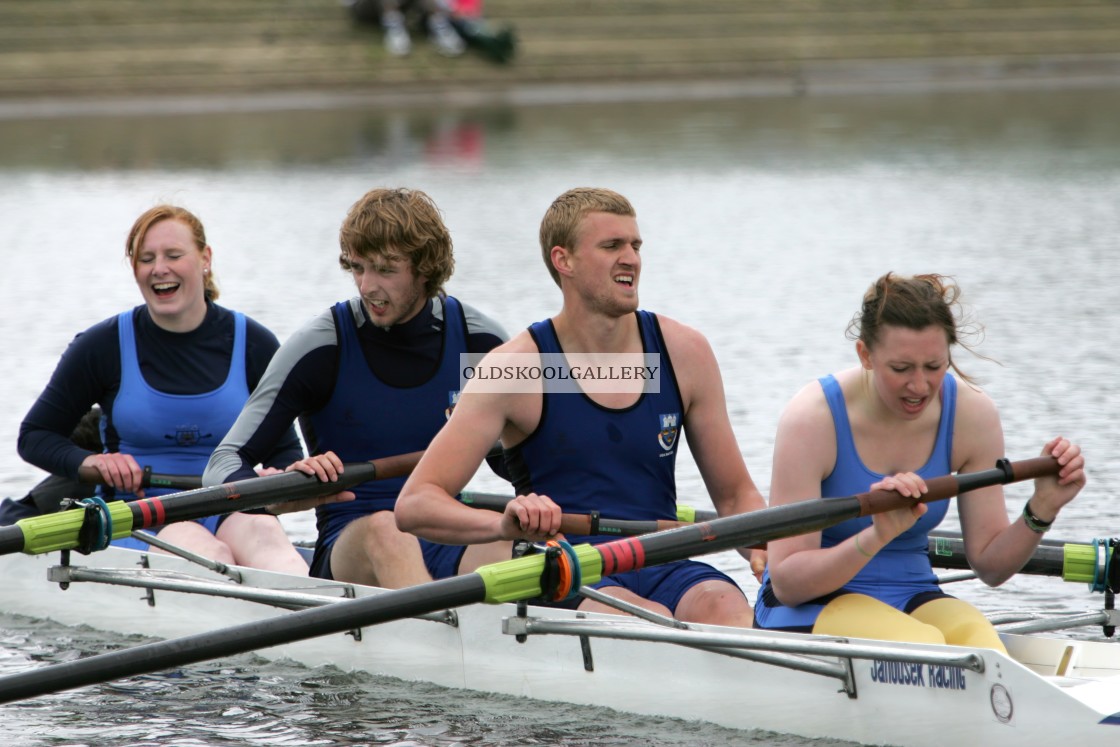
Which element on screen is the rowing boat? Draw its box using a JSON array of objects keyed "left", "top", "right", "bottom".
[
  {"left": 1, "top": 458, "right": 1116, "bottom": 744},
  {"left": 2, "top": 534, "right": 1118, "bottom": 747}
]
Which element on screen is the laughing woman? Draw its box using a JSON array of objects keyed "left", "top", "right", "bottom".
[
  {"left": 18, "top": 204, "right": 308, "bottom": 573},
  {"left": 753, "top": 272, "right": 1086, "bottom": 649}
]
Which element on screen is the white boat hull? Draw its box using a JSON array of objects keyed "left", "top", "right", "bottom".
[{"left": 2, "top": 547, "right": 1119, "bottom": 747}]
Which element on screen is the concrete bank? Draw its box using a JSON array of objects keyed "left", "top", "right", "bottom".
[{"left": 2, "top": 0, "right": 1120, "bottom": 118}]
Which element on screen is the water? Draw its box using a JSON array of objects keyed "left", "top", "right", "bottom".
[{"left": 1, "top": 86, "right": 1119, "bottom": 745}]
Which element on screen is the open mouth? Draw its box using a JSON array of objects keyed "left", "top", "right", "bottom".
[
  {"left": 152, "top": 282, "right": 179, "bottom": 298},
  {"left": 614, "top": 274, "right": 634, "bottom": 287},
  {"left": 902, "top": 396, "right": 926, "bottom": 412}
]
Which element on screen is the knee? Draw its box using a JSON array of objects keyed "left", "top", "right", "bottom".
[
  {"left": 365, "top": 510, "right": 401, "bottom": 534},
  {"left": 941, "top": 620, "right": 1006, "bottom": 652},
  {"left": 678, "top": 585, "right": 752, "bottom": 627},
  {"left": 234, "top": 514, "right": 289, "bottom": 546},
  {"left": 179, "top": 539, "right": 233, "bottom": 565},
  {"left": 357, "top": 511, "right": 415, "bottom": 546}
]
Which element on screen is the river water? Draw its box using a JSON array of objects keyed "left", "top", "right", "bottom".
[{"left": 0, "top": 86, "right": 1118, "bottom": 745}]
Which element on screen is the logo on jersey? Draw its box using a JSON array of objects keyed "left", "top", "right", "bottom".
[
  {"left": 165, "top": 427, "right": 211, "bottom": 447},
  {"left": 445, "top": 390, "right": 461, "bottom": 420},
  {"left": 657, "top": 412, "right": 680, "bottom": 452}
]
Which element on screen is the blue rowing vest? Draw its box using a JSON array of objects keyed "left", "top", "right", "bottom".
[
  {"left": 308, "top": 296, "right": 468, "bottom": 548},
  {"left": 108, "top": 307, "right": 250, "bottom": 504},
  {"left": 505, "top": 311, "right": 683, "bottom": 546},
  {"left": 754, "top": 373, "right": 957, "bottom": 630}
]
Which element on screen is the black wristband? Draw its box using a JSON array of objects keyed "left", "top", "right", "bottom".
[{"left": 1022, "top": 500, "right": 1054, "bottom": 534}]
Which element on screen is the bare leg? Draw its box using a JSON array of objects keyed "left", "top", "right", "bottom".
[
  {"left": 577, "top": 585, "right": 674, "bottom": 618},
  {"left": 676, "top": 579, "right": 754, "bottom": 628},
  {"left": 216, "top": 512, "right": 309, "bottom": 575},
  {"left": 328, "top": 511, "right": 431, "bottom": 588},
  {"left": 153, "top": 521, "right": 235, "bottom": 564}
]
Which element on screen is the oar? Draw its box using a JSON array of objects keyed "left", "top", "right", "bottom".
[
  {"left": 0, "top": 455, "right": 1056, "bottom": 704},
  {"left": 471, "top": 493, "right": 1113, "bottom": 583},
  {"left": 928, "top": 529, "right": 1120, "bottom": 588},
  {"left": 76, "top": 466, "right": 203, "bottom": 491},
  {"left": 2, "top": 451, "right": 425, "bottom": 557},
  {"left": 461, "top": 491, "right": 703, "bottom": 537}
]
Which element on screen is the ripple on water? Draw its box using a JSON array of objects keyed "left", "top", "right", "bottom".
[{"left": 0, "top": 613, "right": 860, "bottom": 747}]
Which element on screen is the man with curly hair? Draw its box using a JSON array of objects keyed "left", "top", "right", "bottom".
[{"left": 204, "top": 188, "right": 508, "bottom": 588}]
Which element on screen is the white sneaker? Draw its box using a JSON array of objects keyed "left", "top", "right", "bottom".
[
  {"left": 428, "top": 15, "right": 465, "bottom": 57},
  {"left": 383, "top": 13, "right": 411, "bottom": 56}
]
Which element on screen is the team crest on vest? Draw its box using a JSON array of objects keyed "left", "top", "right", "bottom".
[
  {"left": 165, "top": 427, "right": 210, "bottom": 447},
  {"left": 657, "top": 412, "right": 680, "bottom": 451},
  {"left": 445, "top": 390, "right": 461, "bottom": 420}
]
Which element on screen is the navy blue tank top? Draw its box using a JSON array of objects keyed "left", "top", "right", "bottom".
[
  {"left": 308, "top": 296, "right": 469, "bottom": 546},
  {"left": 505, "top": 311, "right": 683, "bottom": 546}
]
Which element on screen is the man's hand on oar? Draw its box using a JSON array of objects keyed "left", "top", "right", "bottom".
[
  {"left": 500, "top": 492, "right": 563, "bottom": 541},
  {"left": 261, "top": 453, "right": 357, "bottom": 515},
  {"left": 464, "top": 491, "right": 766, "bottom": 576}
]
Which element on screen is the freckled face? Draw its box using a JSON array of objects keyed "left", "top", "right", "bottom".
[{"left": 859, "top": 324, "right": 950, "bottom": 419}]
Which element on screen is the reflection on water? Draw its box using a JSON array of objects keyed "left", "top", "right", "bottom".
[
  {"left": 3, "top": 90, "right": 1119, "bottom": 174},
  {"left": 1, "top": 86, "right": 1119, "bottom": 745}
]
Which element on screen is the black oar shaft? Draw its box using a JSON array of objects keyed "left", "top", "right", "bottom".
[
  {"left": 462, "top": 491, "right": 694, "bottom": 537},
  {"left": 0, "top": 575, "right": 486, "bottom": 705},
  {"left": 608, "top": 499, "right": 862, "bottom": 572},
  {"left": 596, "top": 456, "right": 1060, "bottom": 575},
  {"left": 928, "top": 532, "right": 1068, "bottom": 578},
  {"left": 4, "top": 451, "right": 424, "bottom": 556}
]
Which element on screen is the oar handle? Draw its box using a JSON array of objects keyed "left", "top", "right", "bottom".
[
  {"left": 75, "top": 451, "right": 426, "bottom": 493},
  {"left": 559, "top": 514, "right": 688, "bottom": 536},
  {"left": 77, "top": 466, "right": 202, "bottom": 491},
  {"left": 140, "top": 450, "right": 425, "bottom": 519},
  {"left": 73, "top": 449, "right": 433, "bottom": 493},
  {"left": 461, "top": 491, "right": 689, "bottom": 537},
  {"left": 856, "top": 456, "right": 1059, "bottom": 517}
]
